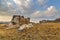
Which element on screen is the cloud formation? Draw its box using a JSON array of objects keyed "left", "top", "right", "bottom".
[
  {"left": 13, "top": 0, "right": 32, "bottom": 8},
  {"left": 38, "top": 0, "right": 49, "bottom": 7},
  {"left": 31, "top": 6, "right": 57, "bottom": 23},
  {"left": 32, "top": 6, "right": 57, "bottom": 17},
  {"left": 0, "top": 0, "right": 59, "bottom": 23}
]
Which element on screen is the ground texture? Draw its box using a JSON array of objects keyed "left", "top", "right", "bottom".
[{"left": 0, "top": 23, "right": 60, "bottom": 40}]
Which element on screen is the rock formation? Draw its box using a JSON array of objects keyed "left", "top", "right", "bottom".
[
  {"left": 11, "top": 15, "right": 30, "bottom": 25},
  {"left": 6, "top": 15, "right": 32, "bottom": 30}
]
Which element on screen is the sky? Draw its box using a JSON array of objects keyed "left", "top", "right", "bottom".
[{"left": 0, "top": 0, "right": 60, "bottom": 23}]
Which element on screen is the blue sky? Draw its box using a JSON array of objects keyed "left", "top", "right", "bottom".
[{"left": 0, "top": 0, "right": 60, "bottom": 22}]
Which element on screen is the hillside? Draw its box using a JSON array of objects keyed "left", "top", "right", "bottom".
[{"left": 0, "top": 23, "right": 60, "bottom": 40}]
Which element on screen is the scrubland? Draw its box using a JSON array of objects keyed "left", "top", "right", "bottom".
[{"left": 0, "top": 23, "right": 60, "bottom": 40}]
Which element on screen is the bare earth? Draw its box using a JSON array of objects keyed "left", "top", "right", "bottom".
[{"left": 0, "top": 23, "right": 60, "bottom": 40}]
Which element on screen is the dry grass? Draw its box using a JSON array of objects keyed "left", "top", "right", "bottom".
[{"left": 0, "top": 23, "right": 60, "bottom": 40}]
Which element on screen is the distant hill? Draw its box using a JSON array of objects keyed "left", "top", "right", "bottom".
[
  {"left": 0, "top": 22, "right": 10, "bottom": 24},
  {"left": 39, "top": 18, "right": 60, "bottom": 23},
  {"left": 54, "top": 18, "right": 60, "bottom": 22}
]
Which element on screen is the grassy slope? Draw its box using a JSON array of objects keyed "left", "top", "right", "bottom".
[{"left": 0, "top": 23, "right": 60, "bottom": 40}]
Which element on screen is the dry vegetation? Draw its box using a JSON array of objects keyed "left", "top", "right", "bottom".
[{"left": 0, "top": 23, "right": 60, "bottom": 40}]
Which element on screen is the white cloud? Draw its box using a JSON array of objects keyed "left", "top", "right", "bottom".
[
  {"left": 0, "top": 0, "right": 59, "bottom": 23},
  {"left": 38, "top": 0, "right": 49, "bottom": 7},
  {"left": 13, "top": 0, "right": 22, "bottom": 5},
  {"left": 13, "top": 0, "right": 32, "bottom": 8},
  {"left": 7, "top": 2, "right": 12, "bottom": 7},
  {"left": 31, "top": 11, "right": 43, "bottom": 17},
  {"left": 12, "top": 0, "right": 34, "bottom": 16},
  {"left": 45, "top": 6, "right": 57, "bottom": 16},
  {"left": 38, "top": 0, "right": 49, "bottom": 4},
  {"left": 32, "top": 6, "right": 57, "bottom": 17},
  {"left": 30, "top": 6, "right": 57, "bottom": 23},
  {"left": 0, "top": 0, "right": 33, "bottom": 16}
]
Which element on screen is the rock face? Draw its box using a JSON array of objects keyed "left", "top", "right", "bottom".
[
  {"left": 11, "top": 15, "right": 30, "bottom": 25},
  {"left": 18, "top": 23, "right": 33, "bottom": 31},
  {"left": 6, "top": 15, "right": 31, "bottom": 29},
  {"left": 11, "top": 15, "right": 20, "bottom": 25}
]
